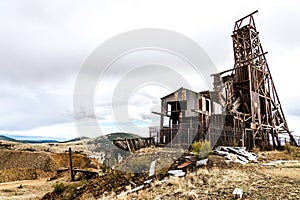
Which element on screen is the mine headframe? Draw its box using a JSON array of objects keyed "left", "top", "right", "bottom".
[{"left": 216, "top": 10, "right": 297, "bottom": 148}]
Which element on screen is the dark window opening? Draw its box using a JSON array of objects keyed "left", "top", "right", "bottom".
[
  {"left": 206, "top": 99, "right": 210, "bottom": 112},
  {"left": 167, "top": 101, "right": 187, "bottom": 126}
]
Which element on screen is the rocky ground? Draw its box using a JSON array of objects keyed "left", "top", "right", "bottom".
[
  {"left": 0, "top": 139, "right": 96, "bottom": 200},
  {"left": 0, "top": 138, "right": 300, "bottom": 200},
  {"left": 124, "top": 161, "right": 300, "bottom": 199},
  {"left": 42, "top": 146, "right": 300, "bottom": 200}
]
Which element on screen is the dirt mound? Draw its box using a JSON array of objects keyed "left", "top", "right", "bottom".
[
  {"left": 0, "top": 150, "right": 91, "bottom": 183},
  {"left": 0, "top": 168, "right": 50, "bottom": 182},
  {"left": 0, "top": 150, "right": 56, "bottom": 171},
  {"left": 0, "top": 150, "right": 57, "bottom": 183},
  {"left": 52, "top": 153, "right": 90, "bottom": 169}
]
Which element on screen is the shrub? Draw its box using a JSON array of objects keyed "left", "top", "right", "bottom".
[
  {"left": 125, "top": 172, "right": 132, "bottom": 181},
  {"left": 192, "top": 140, "right": 202, "bottom": 154},
  {"left": 53, "top": 182, "right": 65, "bottom": 193},
  {"left": 285, "top": 142, "right": 293, "bottom": 154},
  {"left": 192, "top": 140, "right": 212, "bottom": 159}
]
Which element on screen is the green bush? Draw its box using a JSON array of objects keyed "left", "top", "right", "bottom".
[
  {"left": 192, "top": 140, "right": 202, "bottom": 154},
  {"left": 53, "top": 182, "right": 65, "bottom": 193},
  {"left": 192, "top": 140, "right": 212, "bottom": 159}
]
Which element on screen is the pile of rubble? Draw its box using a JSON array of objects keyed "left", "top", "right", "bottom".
[
  {"left": 213, "top": 146, "right": 259, "bottom": 164},
  {"left": 117, "top": 146, "right": 260, "bottom": 198}
]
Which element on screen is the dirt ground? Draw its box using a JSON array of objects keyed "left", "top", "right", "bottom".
[
  {"left": 2, "top": 164, "right": 299, "bottom": 200},
  {"left": 122, "top": 166, "right": 300, "bottom": 200},
  {"left": 40, "top": 147, "right": 300, "bottom": 200},
  {"left": 0, "top": 179, "right": 50, "bottom": 200},
  {"left": 1, "top": 140, "right": 300, "bottom": 200},
  {"left": 0, "top": 139, "right": 93, "bottom": 200},
  {"left": 115, "top": 149, "right": 300, "bottom": 200}
]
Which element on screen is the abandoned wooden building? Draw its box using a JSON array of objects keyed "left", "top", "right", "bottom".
[{"left": 150, "top": 11, "right": 299, "bottom": 150}]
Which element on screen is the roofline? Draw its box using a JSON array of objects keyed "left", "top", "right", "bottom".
[{"left": 160, "top": 87, "right": 199, "bottom": 99}]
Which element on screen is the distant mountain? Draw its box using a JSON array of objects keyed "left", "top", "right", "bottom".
[
  {"left": 106, "top": 132, "right": 140, "bottom": 141},
  {"left": 0, "top": 134, "right": 71, "bottom": 143},
  {"left": 0, "top": 135, "right": 17, "bottom": 142},
  {"left": 18, "top": 139, "right": 60, "bottom": 143},
  {"left": 61, "top": 136, "right": 90, "bottom": 143},
  {"left": 0, "top": 132, "right": 141, "bottom": 145}
]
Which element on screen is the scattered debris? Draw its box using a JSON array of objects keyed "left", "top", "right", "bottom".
[
  {"left": 113, "top": 137, "right": 155, "bottom": 152},
  {"left": 143, "top": 179, "right": 153, "bottom": 185},
  {"left": 196, "top": 158, "right": 208, "bottom": 167},
  {"left": 213, "top": 146, "right": 258, "bottom": 164},
  {"left": 117, "top": 179, "right": 153, "bottom": 198},
  {"left": 185, "top": 155, "right": 198, "bottom": 162},
  {"left": 149, "top": 160, "right": 156, "bottom": 177},
  {"left": 177, "top": 161, "right": 192, "bottom": 169},
  {"left": 168, "top": 170, "right": 186, "bottom": 177},
  {"left": 232, "top": 188, "right": 243, "bottom": 199},
  {"left": 117, "top": 185, "right": 145, "bottom": 198}
]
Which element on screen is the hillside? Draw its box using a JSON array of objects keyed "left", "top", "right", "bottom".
[
  {"left": 0, "top": 135, "right": 62, "bottom": 143},
  {"left": 0, "top": 150, "right": 91, "bottom": 183},
  {"left": 61, "top": 136, "right": 90, "bottom": 143},
  {"left": 0, "top": 135, "right": 17, "bottom": 142},
  {"left": 0, "top": 133, "right": 139, "bottom": 199},
  {"left": 106, "top": 132, "right": 140, "bottom": 141}
]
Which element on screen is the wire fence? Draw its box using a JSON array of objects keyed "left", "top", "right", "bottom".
[{"left": 149, "top": 126, "right": 300, "bottom": 147}]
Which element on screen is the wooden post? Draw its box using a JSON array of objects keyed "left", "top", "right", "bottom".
[
  {"left": 156, "top": 130, "right": 159, "bottom": 145},
  {"left": 69, "top": 147, "right": 74, "bottom": 181},
  {"left": 187, "top": 128, "right": 190, "bottom": 146},
  {"left": 171, "top": 129, "right": 173, "bottom": 145},
  {"left": 125, "top": 139, "right": 132, "bottom": 152}
]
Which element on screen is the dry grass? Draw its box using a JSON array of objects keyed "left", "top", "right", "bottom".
[
  {"left": 258, "top": 146, "right": 300, "bottom": 161},
  {"left": 2, "top": 138, "right": 300, "bottom": 200},
  {"left": 122, "top": 166, "right": 300, "bottom": 200},
  {"left": 0, "top": 168, "right": 51, "bottom": 183},
  {"left": 0, "top": 179, "right": 52, "bottom": 200},
  {"left": 0, "top": 150, "right": 56, "bottom": 171},
  {"left": 108, "top": 147, "right": 300, "bottom": 200},
  {"left": 51, "top": 153, "right": 90, "bottom": 169}
]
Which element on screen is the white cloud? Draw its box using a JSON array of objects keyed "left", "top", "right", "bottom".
[
  {"left": 1, "top": 123, "right": 78, "bottom": 139},
  {"left": 0, "top": 0, "right": 299, "bottom": 138}
]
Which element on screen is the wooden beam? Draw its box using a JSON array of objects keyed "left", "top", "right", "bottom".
[{"left": 69, "top": 147, "right": 75, "bottom": 181}]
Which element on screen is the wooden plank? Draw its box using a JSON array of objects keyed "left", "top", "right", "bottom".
[
  {"left": 113, "top": 137, "right": 156, "bottom": 152},
  {"left": 73, "top": 169, "right": 98, "bottom": 174},
  {"left": 177, "top": 161, "right": 192, "bottom": 169},
  {"left": 57, "top": 167, "right": 69, "bottom": 174},
  {"left": 149, "top": 160, "right": 156, "bottom": 177},
  {"left": 125, "top": 139, "right": 132, "bottom": 152}
]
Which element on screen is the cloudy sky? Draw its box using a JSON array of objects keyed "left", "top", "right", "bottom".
[{"left": 1, "top": 0, "right": 300, "bottom": 139}]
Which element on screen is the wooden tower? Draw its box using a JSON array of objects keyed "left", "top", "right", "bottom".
[{"left": 227, "top": 11, "right": 297, "bottom": 148}]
